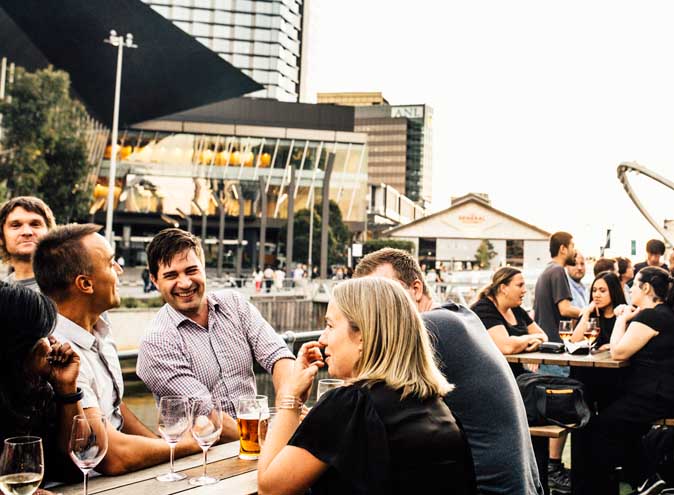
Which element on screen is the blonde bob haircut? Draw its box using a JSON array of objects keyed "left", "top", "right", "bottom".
[{"left": 331, "top": 277, "right": 453, "bottom": 400}]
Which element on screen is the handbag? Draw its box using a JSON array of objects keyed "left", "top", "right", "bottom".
[{"left": 516, "top": 373, "right": 591, "bottom": 429}]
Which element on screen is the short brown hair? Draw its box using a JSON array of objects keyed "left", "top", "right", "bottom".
[
  {"left": 549, "top": 231, "right": 573, "bottom": 257},
  {"left": 646, "top": 239, "right": 666, "bottom": 256},
  {"left": 33, "top": 224, "right": 101, "bottom": 300},
  {"left": 593, "top": 257, "right": 616, "bottom": 277},
  {"left": 354, "top": 248, "right": 430, "bottom": 296},
  {"left": 0, "top": 196, "right": 56, "bottom": 260},
  {"left": 146, "top": 228, "right": 204, "bottom": 278}
]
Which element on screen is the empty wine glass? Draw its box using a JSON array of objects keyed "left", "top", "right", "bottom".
[
  {"left": 189, "top": 397, "right": 222, "bottom": 486},
  {"left": 69, "top": 414, "right": 108, "bottom": 495},
  {"left": 317, "top": 379, "right": 344, "bottom": 400},
  {"left": 156, "top": 396, "right": 190, "bottom": 482},
  {"left": 0, "top": 437, "right": 43, "bottom": 495}
]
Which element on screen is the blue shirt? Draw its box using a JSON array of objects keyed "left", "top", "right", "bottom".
[{"left": 567, "top": 272, "right": 587, "bottom": 309}]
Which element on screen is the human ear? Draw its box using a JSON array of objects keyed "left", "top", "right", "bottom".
[{"left": 75, "top": 274, "right": 94, "bottom": 295}]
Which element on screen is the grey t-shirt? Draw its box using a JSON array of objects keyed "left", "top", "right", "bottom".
[
  {"left": 533, "top": 262, "right": 572, "bottom": 342},
  {"left": 422, "top": 302, "right": 543, "bottom": 495},
  {"left": 3, "top": 272, "right": 40, "bottom": 292}
]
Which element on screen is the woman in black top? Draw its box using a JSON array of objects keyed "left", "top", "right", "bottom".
[
  {"left": 577, "top": 267, "right": 674, "bottom": 493},
  {"left": 0, "top": 282, "right": 83, "bottom": 484},
  {"left": 570, "top": 271, "right": 626, "bottom": 350},
  {"left": 471, "top": 267, "right": 548, "bottom": 376},
  {"left": 257, "top": 277, "right": 476, "bottom": 495}
]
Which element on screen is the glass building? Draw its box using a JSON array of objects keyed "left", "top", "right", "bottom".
[
  {"left": 93, "top": 98, "right": 367, "bottom": 270},
  {"left": 142, "top": 0, "right": 307, "bottom": 102}
]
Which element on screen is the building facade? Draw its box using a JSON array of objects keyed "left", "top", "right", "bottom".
[
  {"left": 384, "top": 193, "right": 550, "bottom": 272},
  {"left": 95, "top": 98, "right": 368, "bottom": 271},
  {"left": 318, "top": 93, "right": 433, "bottom": 206},
  {"left": 143, "top": 0, "right": 308, "bottom": 102}
]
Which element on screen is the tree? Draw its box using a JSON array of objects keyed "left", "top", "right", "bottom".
[
  {"left": 474, "top": 239, "right": 497, "bottom": 269},
  {"left": 0, "top": 66, "right": 93, "bottom": 222},
  {"left": 363, "top": 238, "right": 415, "bottom": 255},
  {"left": 284, "top": 200, "right": 350, "bottom": 267}
]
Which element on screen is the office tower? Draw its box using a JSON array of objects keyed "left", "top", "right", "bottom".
[{"left": 143, "top": 0, "right": 308, "bottom": 102}]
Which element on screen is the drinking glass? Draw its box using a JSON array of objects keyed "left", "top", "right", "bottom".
[
  {"left": 69, "top": 414, "right": 108, "bottom": 495},
  {"left": 189, "top": 397, "right": 222, "bottom": 486},
  {"left": 156, "top": 396, "right": 190, "bottom": 482},
  {"left": 0, "top": 437, "right": 43, "bottom": 495},
  {"left": 235, "top": 395, "right": 267, "bottom": 460},
  {"left": 258, "top": 407, "right": 278, "bottom": 448},
  {"left": 317, "top": 379, "right": 344, "bottom": 400},
  {"left": 557, "top": 321, "right": 573, "bottom": 341},
  {"left": 584, "top": 318, "right": 601, "bottom": 349}
]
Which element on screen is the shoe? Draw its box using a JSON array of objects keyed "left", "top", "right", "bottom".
[
  {"left": 548, "top": 462, "right": 571, "bottom": 494},
  {"left": 631, "top": 475, "right": 667, "bottom": 495}
]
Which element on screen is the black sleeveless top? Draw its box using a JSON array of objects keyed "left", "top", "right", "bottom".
[{"left": 288, "top": 382, "right": 477, "bottom": 495}]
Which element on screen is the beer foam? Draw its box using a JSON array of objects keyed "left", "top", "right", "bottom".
[{"left": 237, "top": 413, "right": 260, "bottom": 420}]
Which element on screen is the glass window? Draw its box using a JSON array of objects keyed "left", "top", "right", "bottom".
[
  {"left": 252, "top": 70, "right": 269, "bottom": 83},
  {"left": 192, "top": 23, "right": 210, "bottom": 36},
  {"left": 234, "top": 26, "right": 253, "bottom": 39},
  {"left": 171, "top": 6, "right": 191, "bottom": 20},
  {"left": 233, "top": 54, "right": 250, "bottom": 67},
  {"left": 256, "top": 1, "right": 272, "bottom": 14},
  {"left": 213, "top": 11, "right": 232, "bottom": 24},
  {"left": 174, "top": 20, "right": 191, "bottom": 32},
  {"left": 237, "top": 0, "right": 254, "bottom": 12},
  {"left": 255, "top": 14, "right": 272, "bottom": 28},
  {"left": 252, "top": 56, "right": 270, "bottom": 69},
  {"left": 234, "top": 12, "right": 253, "bottom": 25},
  {"left": 253, "top": 42, "right": 271, "bottom": 55},
  {"left": 194, "top": 0, "right": 212, "bottom": 8},
  {"left": 213, "top": 24, "right": 232, "bottom": 38},
  {"left": 196, "top": 37, "right": 212, "bottom": 48},
  {"left": 192, "top": 8, "right": 211, "bottom": 22},
  {"left": 253, "top": 28, "right": 272, "bottom": 42},
  {"left": 172, "top": 0, "right": 191, "bottom": 6},
  {"left": 212, "top": 38, "right": 230, "bottom": 52},
  {"left": 150, "top": 4, "right": 169, "bottom": 17},
  {"left": 233, "top": 40, "right": 251, "bottom": 53},
  {"left": 506, "top": 240, "right": 524, "bottom": 268}
]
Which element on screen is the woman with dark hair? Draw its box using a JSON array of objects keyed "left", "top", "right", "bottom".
[
  {"left": 570, "top": 271, "right": 626, "bottom": 351},
  {"left": 577, "top": 267, "right": 674, "bottom": 493},
  {"left": 0, "top": 282, "right": 83, "bottom": 483},
  {"left": 471, "top": 267, "right": 548, "bottom": 376},
  {"left": 616, "top": 257, "right": 634, "bottom": 303}
]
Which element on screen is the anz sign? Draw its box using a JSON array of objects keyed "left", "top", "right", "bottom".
[{"left": 391, "top": 106, "right": 424, "bottom": 119}]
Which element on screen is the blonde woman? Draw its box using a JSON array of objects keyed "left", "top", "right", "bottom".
[{"left": 258, "top": 277, "right": 476, "bottom": 495}]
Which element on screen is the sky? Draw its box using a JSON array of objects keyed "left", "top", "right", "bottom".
[{"left": 303, "top": 0, "right": 674, "bottom": 258}]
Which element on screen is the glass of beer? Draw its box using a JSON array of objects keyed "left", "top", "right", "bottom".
[
  {"left": 258, "top": 407, "right": 278, "bottom": 448},
  {"left": 235, "top": 395, "right": 267, "bottom": 460},
  {"left": 558, "top": 321, "right": 573, "bottom": 341}
]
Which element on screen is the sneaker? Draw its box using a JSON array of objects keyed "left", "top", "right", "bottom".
[
  {"left": 548, "top": 462, "right": 571, "bottom": 494},
  {"left": 632, "top": 475, "right": 667, "bottom": 495}
]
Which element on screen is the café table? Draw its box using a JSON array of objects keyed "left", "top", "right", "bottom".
[
  {"left": 505, "top": 349, "right": 629, "bottom": 368},
  {"left": 57, "top": 442, "right": 257, "bottom": 495}
]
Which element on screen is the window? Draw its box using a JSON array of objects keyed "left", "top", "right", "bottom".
[
  {"left": 506, "top": 240, "right": 524, "bottom": 268},
  {"left": 192, "top": 9, "right": 212, "bottom": 22}
]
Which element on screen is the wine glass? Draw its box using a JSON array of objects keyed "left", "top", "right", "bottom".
[
  {"left": 0, "top": 437, "right": 43, "bottom": 495},
  {"left": 584, "top": 318, "right": 601, "bottom": 350},
  {"left": 258, "top": 407, "right": 277, "bottom": 449},
  {"left": 317, "top": 379, "right": 344, "bottom": 400},
  {"left": 156, "top": 396, "right": 190, "bottom": 482},
  {"left": 189, "top": 397, "right": 222, "bottom": 486},
  {"left": 557, "top": 321, "right": 573, "bottom": 342},
  {"left": 69, "top": 414, "right": 108, "bottom": 495},
  {"left": 235, "top": 395, "right": 267, "bottom": 460}
]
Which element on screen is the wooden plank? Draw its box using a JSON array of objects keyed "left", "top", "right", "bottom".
[
  {"left": 653, "top": 419, "right": 674, "bottom": 426},
  {"left": 187, "top": 470, "right": 257, "bottom": 495},
  {"left": 505, "top": 350, "right": 628, "bottom": 368},
  {"left": 58, "top": 443, "right": 240, "bottom": 495},
  {"left": 529, "top": 425, "right": 566, "bottom": 438}
]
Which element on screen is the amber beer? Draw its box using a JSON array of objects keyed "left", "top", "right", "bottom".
[{"left": 237, "top": 414, "right": 261, "bottom": 459}]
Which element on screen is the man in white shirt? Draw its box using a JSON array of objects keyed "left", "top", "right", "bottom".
[{"left": 33, "top": 223, "right": 199, "bottom": 475}]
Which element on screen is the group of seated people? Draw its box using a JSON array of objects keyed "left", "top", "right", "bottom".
[{"left": 2, "top": 195, "right": 674, "bottom": 495}]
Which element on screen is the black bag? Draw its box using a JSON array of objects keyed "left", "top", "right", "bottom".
[
  {"left": 516, "top": 373, "right": 591, "bottom": 429},
  {"left": 642, "top": 425, "right": 674, "bottom": 483}
]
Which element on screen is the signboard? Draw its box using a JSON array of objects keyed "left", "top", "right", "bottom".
[
  {"left": 391, "top": 106, "right": 423, "bottom": 119},
  {"left": 352, "top": 243, "right": 363, "bottom": 258}
]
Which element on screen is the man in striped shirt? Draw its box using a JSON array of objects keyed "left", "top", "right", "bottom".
[{"left": 137, "top": 228, "right": 295, "bottom": 440}]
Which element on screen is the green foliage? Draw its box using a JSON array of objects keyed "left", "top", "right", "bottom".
[
  {"left": 0, "top": 66, "right": 92, "bottom": 222},
  {"left": 284, "top": 200, "right": 350, "bottom": 266},
  {"left": 363, "top": 238, "right": 415, "bottom": 255},
  {"left": 474, "top": 239, "right": 497, "bottom": 269},
  {"left": 120, "top": 296, "right": 165, "bottom": 308}
]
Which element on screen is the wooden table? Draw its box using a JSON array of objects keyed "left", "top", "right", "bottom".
[
  {"left": 57, "top": 442, "right": 257, "bottom": 495},
  {"left": 505, "top": 349, "right": 629, "bottom": 368}
]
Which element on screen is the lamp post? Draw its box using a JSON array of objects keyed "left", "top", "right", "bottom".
[{"left": 103, "top": 30, "right": 137, "bottom": 244}]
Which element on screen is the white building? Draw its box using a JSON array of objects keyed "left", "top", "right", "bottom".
[{"left": 385, "top": 193, "right": 551, "bottom": 272}]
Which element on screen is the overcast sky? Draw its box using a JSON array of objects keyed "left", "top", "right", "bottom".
[{"left": 303, "top": 0, "right": 674, "bottom": 258}]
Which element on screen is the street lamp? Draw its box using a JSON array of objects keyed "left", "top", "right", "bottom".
[{"left": 103, "top": 30, "right": 138, "bottom": 244}]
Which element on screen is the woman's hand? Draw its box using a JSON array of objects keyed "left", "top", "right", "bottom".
[
  {"left": 586, "top": 300, "right": 598, "bottom": 316},
  {"left": 615, "top": 304, "right": 640, "bottom": 322},
  {"left": 47, "top": 337, "right": 80, "bottom": 396},
  {"left": 280, "top": 342, "right": 324, "bottom": 405},
  {"left": 525, "top": 338, "right": 544, "bottom": 352}
]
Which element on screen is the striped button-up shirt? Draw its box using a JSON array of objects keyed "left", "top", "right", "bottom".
[{"left": 136, "top": 290, "right": 294, "bottom": 417}]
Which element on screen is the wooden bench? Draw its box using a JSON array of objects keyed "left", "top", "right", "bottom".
[
  {"left": 529, "top": 425, "right": 568, "bottom": 495},
  {"left": 653, "top": 419, "right": 674, "bottom": 426}
]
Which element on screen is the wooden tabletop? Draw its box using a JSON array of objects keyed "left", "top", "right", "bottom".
[
  {"left": 505, "top": 350, "right": 629, "bottom": 368},
  {"left": 56, "top": 442, "right": 257, "bottom": 495}
]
